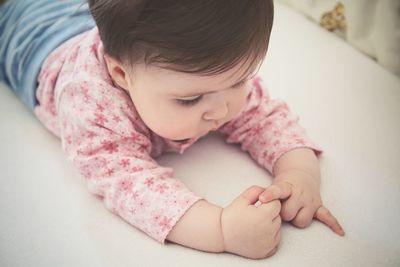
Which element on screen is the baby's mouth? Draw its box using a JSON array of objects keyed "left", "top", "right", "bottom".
[{"left": 173, "top": 138, "right": 191, "bottom": 143}]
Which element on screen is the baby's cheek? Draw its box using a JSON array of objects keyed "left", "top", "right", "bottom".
[
  {"left": 158, "top": 115, "right": 197, "bottom": 139},
  {"left": 230, "top": 90, "right": 248, "bottom": 118}
]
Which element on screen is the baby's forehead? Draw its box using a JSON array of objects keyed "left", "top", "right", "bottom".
[{"left": 151, "top": 59, "right": 257, "bottom": 82}]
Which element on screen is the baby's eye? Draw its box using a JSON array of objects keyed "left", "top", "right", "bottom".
[{"left": 176, "top": 95, "right": 203, "bottom": 106}]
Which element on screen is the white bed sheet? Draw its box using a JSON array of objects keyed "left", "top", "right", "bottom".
[{"left": 1, "top": 2, "right": 400, "bottom": 267}]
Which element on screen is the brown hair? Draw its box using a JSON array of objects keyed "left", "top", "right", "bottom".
[{"left": 88, "top": 0, "right": 274, "bottom": 78}]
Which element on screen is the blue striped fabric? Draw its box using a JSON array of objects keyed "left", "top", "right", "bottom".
[{"left": 0, "top": 0, "right": 95, "bottom": 111}]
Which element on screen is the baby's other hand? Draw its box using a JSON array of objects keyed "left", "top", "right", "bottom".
[
  {"left": 221, "top": 185, "right": 282, "bottom": 259},
  {"left": 258, "top": 172, "right": 344, "bottom": 236}
]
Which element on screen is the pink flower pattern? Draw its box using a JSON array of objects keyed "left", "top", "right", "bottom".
[{"left": 34, "top": 28, "right": 321, "bottom": 244}]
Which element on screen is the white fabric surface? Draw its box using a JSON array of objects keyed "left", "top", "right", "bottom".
[{"left": 1, "top": 2, "right": 399, "bottom": 267}]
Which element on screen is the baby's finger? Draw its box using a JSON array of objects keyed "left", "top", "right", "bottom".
[
  {"left": 314, "top": 206, "right": 345, "bottom": 236},
  {"left": 258, "top": 200, "right": 282, "bottom": 218},
  {"left": 266, "top": 245, "right": 278, "bottom": 258},
  {"left": 291, "top": 207, "right": 314, "bottom": 229},
  {"left": 272, "top": 215, "right": 282, "bottom": 232},
  {"left": 259, "top": 182, "right": 292, "bottom": 203},
  {"left": 233, "top": 185, "right": 266, "bottom": 207},
  {"left": 279, "top": 194, "right": 303, "bottom": 221}
]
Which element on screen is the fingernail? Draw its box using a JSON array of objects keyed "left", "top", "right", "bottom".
[{"left": 337, "top": 227, "right": 345, "bottom": 236}]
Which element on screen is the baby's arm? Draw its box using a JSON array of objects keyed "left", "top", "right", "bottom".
[
  {"left": 218, "top": 76, "right": 343, "bottom": 235},
  {"left": 57, "top": 82, "right": 280, "bottom": 258},
  {"left": 166, "top": 200, "right": 225, "bottom": 252},
  {"left": 219, "top": 76, "right": 322, "bottom": 173},
  {"left": 57, "top": 83, "right": 203, "bottom": 243}
]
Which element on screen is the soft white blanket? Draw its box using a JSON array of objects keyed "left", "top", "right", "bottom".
[{"left": 1, "top": 2, "right": 399, "bottom": 267}]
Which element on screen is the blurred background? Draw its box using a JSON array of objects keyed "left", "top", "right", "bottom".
[{"left": 278, "top": 0, "right": 400, "bottom": 77}]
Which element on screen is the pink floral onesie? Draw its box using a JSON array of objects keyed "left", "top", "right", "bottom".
[{"left": 34, "top": 27, "right": 321, "bottom": 243}]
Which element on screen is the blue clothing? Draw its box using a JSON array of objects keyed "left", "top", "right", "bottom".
[{"left": 0, "top": 0, "right": 95, "bottom": 111}]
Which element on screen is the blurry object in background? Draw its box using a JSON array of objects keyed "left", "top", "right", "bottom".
[
  {"left": 320, "top": 2, "right": 346, "bottom": 32},
  {"left": 278, "top": 0, "right": 400, "bottom": 78},
  {"left": 344, "top": 1, "right": 400, "bottom": 77}
]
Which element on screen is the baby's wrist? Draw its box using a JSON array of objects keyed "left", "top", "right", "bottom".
[{"left": 275, "top": 168, "right": 320, "bottom": 188}]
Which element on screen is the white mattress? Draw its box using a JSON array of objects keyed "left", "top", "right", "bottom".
[{"left": 1, "top": 2, "right": 399, "bottom": 267}]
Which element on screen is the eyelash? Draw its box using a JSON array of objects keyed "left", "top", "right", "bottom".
[
  {"left": 176, "top": 79, "right": 248, "bottom": 106},
  {"left": 176, "top": 95, "right": 203, "bottom": 106}
]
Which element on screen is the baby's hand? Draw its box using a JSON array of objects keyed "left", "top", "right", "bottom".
[
  {"left": 221, "top": 185, "right": 282, "bottom": 259},
  {"left": 258, "top": 170, "right": 344, "bottom": 236}
]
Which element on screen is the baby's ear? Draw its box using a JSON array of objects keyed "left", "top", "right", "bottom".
[{"left": 104, "top": 55, "right": 130, "bottom": 90}]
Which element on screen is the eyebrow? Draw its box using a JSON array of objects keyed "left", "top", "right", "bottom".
[{"left": 171, "top": 75, "right": 252, "bottom": 98}]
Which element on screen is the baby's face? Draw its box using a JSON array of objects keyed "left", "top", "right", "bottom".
[{"left": 126, "top": 62, "right": 254, "bottom": 141}]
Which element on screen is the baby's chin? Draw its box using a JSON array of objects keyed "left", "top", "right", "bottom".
[
  {"left": 153, "top": 127, "right": 212, "bottom": 142},
  {"left": 169, "top": 133, "right": 200, "bottom": 142},
  {"left": 158, "top": 132, "right": 196, "bottom": 142},
  {"left": 171, "top": 137, "right": 191, "bottom": 143},
  {"left": 168, "top": 131, "right": 209, "bottom": 142}
]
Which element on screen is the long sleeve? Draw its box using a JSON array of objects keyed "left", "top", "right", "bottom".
[
  {"left": 57, "top": 81, "right": 202, "bottom": 243},
  {"left": 218, "top": 76, "right": 322, "bottom": 175}
]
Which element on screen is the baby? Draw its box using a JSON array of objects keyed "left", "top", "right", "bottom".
[{"left": 0, "top": 0, "right": 344, "bottom": 259}]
